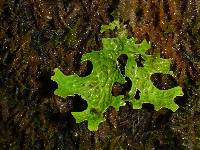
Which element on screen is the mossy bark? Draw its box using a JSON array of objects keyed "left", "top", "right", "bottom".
[{"left": 0, "top": 0, "right": 200, "bottom": 149}]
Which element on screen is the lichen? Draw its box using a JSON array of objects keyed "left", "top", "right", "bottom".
[{"left": 52, "top": 20, "right": 183, "bottom": 131}]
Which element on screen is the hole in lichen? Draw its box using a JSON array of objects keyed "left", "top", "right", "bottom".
[
  {"left": 112, "top": 76, "right": 132, "bottom": 97},
  {"left": 150, "top": 73, "right": 178, "bottom": 90},
  {"left": 71, "top": 95, "right": 88, "bottom": 112},
  {"left": 134, "top": 89, "right": 141, "bottom": 100},
  {"left": 124, "top": 77, "right": 132, "bottom": 94},
  {"left": 135, "top": 54, "right": 144, "bottom": 67},
  {"left": 78, "top": 60, "right": 93, "bottom": 77},
  {"left": 117, "top": 54, "right": 128, "bottom": 75},
  {"left": 112, "top": 82, "right": 124, "bottom": 96}
]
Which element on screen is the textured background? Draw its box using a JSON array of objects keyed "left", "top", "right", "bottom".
[{"left": 0, "top": 0, "right": 200, "bottom": 149}]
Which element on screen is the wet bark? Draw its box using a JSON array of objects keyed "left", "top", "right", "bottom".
[{"left": 0, "top": 0, "right": 200, "bottom": 149}]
